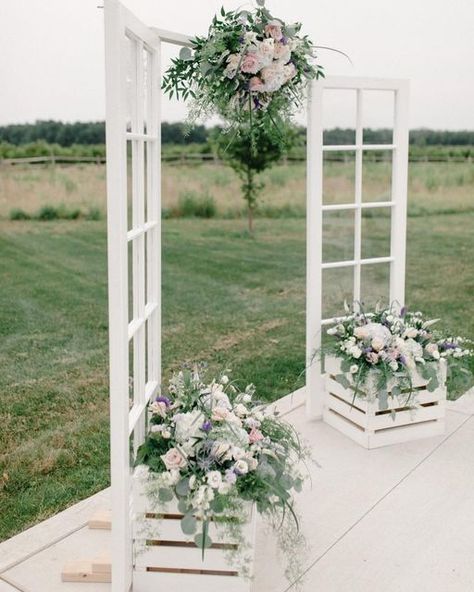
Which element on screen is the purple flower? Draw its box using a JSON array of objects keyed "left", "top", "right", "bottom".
[
  {"left": 281, "top": 36, "right": 288, "bottom": 45},
  {"left": 399, "top": 355, "right": 406, "bottom": 365},
  {"left": 400, "top": 306, "right": 407, "bottom": 317},
  {"left": 201, "top": 420, "right": 212, "bottom": 433},
  {"left": 155, "top": 396, "right": 171, "bottom": 407}
]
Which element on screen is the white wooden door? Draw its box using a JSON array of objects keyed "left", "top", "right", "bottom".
[
  {"left": 306, "top": 76, "right": 410, "bottom": 418},
  {"left": 104, "top": 1, "right": 162, "bottom": 589},
  {"left": 104, "top": 1, "right": 193, "bottom": 589}
]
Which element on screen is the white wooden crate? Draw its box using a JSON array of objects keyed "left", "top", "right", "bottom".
[
  {"left": 323, "top": 356, "right": 447, "bottom": 449},
  {"left": 132, "top": 470, "right": 256, "bottom": 592}
]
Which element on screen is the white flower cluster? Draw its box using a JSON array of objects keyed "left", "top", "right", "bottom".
[{"left": 326, "top": 306, "right": 472, "bottom": 376}]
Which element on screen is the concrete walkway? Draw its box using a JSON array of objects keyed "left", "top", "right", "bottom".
[{"left": 1, "top": 391, "right": 473, "bottom": 592}]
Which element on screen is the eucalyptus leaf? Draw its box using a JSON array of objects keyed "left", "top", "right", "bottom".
[
  {"left": 378, "top": 389, "right": 388, "bottom": 411},
  {"left": 194, "top": 531, "right": 213, "bottom": 549},
  {"left": 335, "top": 374, "right": 350, "bottom": 389},
  {"left": 179, "top": 47, "right": 193, "bottom": 61},
  {"left": 158, "top": 488, "right": 174, "bottom": 503},
  {"left": 391, "top": 385, "right": 401, "bottom": 398},
  {"left": 177, "top": 498, "right": 189, "bottom": 514},
  {"left": 340, "top": 359, "right": 352, "bottom": 373},
  {"left": 390, "top": 409, "right": 396, "bottom": 422},
  {"left": 181, "top": 514, "right": 198, "bottom": 535},
  {"left": 176, "top": 478, "right": 190, "bottom": 497},
  {"left": 200, "top": 61, "right": 211, "bottom": 75},
  {"left": 256, "top": 0, "right": 265, "bottom": 6},
  {"left": 280, "top": 474, "right": 293, "bottom": 490}
]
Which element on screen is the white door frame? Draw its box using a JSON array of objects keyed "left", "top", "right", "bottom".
[{"left": 306, "top": 76, "right": 410, "bottom": 418}]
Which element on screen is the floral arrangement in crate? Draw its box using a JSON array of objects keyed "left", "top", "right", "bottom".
[
  {"left": 136, "top": 368, "right": 309, "bottom": 581},
  {"left": 323, "top": 303, "right": 473, "bottom": 409},
  {"left": 162, "top": 1, "right": 330, "bottom": 147}
]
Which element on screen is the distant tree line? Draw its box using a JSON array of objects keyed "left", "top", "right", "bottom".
[{"left": 1, "top": 120, "right": 473, "bottom": 147}]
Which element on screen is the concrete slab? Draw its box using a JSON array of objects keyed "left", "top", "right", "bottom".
[
  {"left": 3, "top": 527, "right": 110, "bottom": 592},
  {"left": 252, "top": 408, "right": 470, "bottom": 592},
  {"left": 448, "top": 387, "right": 474, "bottom": 416},
  {"left": 1, "top": 391, "right": 473, "bottom": 592},
  {"left": 0, "top": 489, "right": 110, "bottom": 573},
  {"left": 297, "top": 415, "right": 474, "bottom": 592},
  {"left": 0, "top": 577, "right": 22, "bottom": 592}
]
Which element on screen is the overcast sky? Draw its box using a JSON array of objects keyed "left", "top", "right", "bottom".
[{"left": 0, "top": 0, "right": 473, "bottom": 129}]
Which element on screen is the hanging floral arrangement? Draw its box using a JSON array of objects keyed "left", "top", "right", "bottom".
[{"left": 162, "top": 1, "right": 325, "bottom": 147}]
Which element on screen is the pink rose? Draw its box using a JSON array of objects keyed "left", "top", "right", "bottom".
[
  {"left": 248, "top": 427, "right": 264, "bottom": 443},
  {"left": 241, "top": 53, "right": 261, "bottom": 74},
  {"left": 283, "top": 62, "right": 297, "bottom": 82},
  {"left": 260, "top": 64, "right": 285, "bottom": 92},
  {"left": 264, "top": 21, "right": 283, "bottom": 41},
  {"left": 249, "top": 76, "right": 266, "bottom": 92},
  {"left": 161, "top": 447, "right": 187, "bottom": 470}
]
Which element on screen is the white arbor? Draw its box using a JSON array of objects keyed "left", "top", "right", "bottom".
[{"left": 104, "top": 1, "right": 409, "bottom": 589}]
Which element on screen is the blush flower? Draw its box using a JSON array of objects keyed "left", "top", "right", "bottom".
[
  {"left": 264, "top": 20, "right": 283, "bottom": 41},
  {"left": 161, "top": 447, "right": 187, "bottom": 470},
  {"left": 248, "top": 427, "right": 264, "bottom": 443},
  {"left": 240, "top": 52, "right": 261, "bottom": 74}
]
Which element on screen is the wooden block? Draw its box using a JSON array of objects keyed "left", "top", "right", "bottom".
[
  {"left": 61, "top": 560, "right": 111, "bottom": 583},
  {"left": 91, "top": 552, "right": 111, "bottom": 574},
  {"left": 88, "top": 509, "right": 111, "bottom": 530}
]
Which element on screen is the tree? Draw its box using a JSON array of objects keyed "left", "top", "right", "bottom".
[{"left": 212, "top": 123, "right": 299, "bottom": 233}]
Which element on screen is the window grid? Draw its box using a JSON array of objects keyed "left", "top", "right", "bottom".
[{"left": 306, "top": 76, "right": 409, "bottom": 418}]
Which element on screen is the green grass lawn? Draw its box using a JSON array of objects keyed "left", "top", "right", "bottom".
[{"left": 1, "top": 210, "right": 473, "bottom": 541}]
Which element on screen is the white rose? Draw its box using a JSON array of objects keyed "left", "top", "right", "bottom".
[
  {"left": 350, "top": 364, "right": 359, "bottom": 374},
  {"left": 242, "top": 393, "right": 252, "bottom": 403},
  {"left": 260, "top": 63, "right": 286, "bottom": 92},
  {"left": 371, "top": 337, "right": 385, "bottom": 352},
  {"left": 220, "top": 375, "right": 229, "bottom": 385},
  {"left": 212, "top": 441, "right": 233, "bottom": 461},
  {"left": 223, "top": 53, "right": 240, "bottom": 79},
  {"left": 218, "top": 482, "right": 232, "bottom": 495},
  {"left": 173, "top": 410, "right": 204, "bottom": 443},
  {"left": 207, "top": 471, "right": 223, "bottom": 489},
  {"left": 247, "top": 456, "right": 258, "bottom": 471},
  {"left": 354, "top": 326, "right": 370, "bottom": 339},
  {"left": 404, "top": 327, "right": 418, "bottom": 338},
  {"left": 234, "top": 403, "right": 248, "bottom": 417},
  {"left": 327, "top": 327, "right": 338, "bottom": 336},
  {"left": 161, "top": 447, "right": 187, "bottom": 470},
  {"left": 211, "top": 407, "right": 230, "bottom": 421},
  {"left": 389, "top": 361, "right": 398, "bottom": 371},
  {"left": 350, "top": 345, "right": 362, "bottom": 359},
  {"left": 257, "top": 38, "right": 275, "bottom": 67},
  {"left": 162, "top": 429, "right": 171, "bottom": 439},
  {"left": 233, "top": 459, "right": 249, "bottom": 475}
]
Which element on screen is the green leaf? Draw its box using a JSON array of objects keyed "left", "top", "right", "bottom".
[
  {"left": 340, "top": 359, "right": 352, "bottom": 373},
  {"left": 176, "top": 478, "right": 190, "bottom": 497},
  {"left": 256, "top": 0, "right": 265, "bottom": 5},
  {"left": 391, "top": 385, "right": 401, "bottom": 398},
  {"left": 280, "top": 474, "right": 293, "bottom": 490},
  {"left": 294, "top": 478, "right": 303, "bottom": 493},
  {"left": 210, "top": 496, "right": 225, "bottom": 513},
  {"left": 194, "top": 531, "right": 213, "bottom": 549},
  {"left": 378, "top": 389, "right": 388, "bottom": 411},
  {"left": 179, "top": 47, "right": 193, "bottom": 61},
  {"left": 158, "top": 488, "right": 174, "bottom": 503},
  {"left": 390, "top": 409, "right": 396, "bottom": 422},
  {"left": 181, "top": 514, "right": 198, "bottom": 535},
  {"left": 177, "top": 498, "right": 189, "bottom": 514},
  {"left": 335, "top": 374, "right": 350, "bottom": 389}
]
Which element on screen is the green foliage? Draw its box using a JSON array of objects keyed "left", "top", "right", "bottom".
[
  {"left": 212, "top": 123, "right": 299, "bottom": 231},
  {"left": 9, "top": 208, "right": 31, "bottom": 220},
  {"left": 177, "top": 191, "right": 217, "bottom": 218}
]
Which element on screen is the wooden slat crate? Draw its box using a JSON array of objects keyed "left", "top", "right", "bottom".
[
  {"left": 132, "top": 471, "right": 256, "bottom": 592},
  {"left": 323, "top": 356, "right": 447, "bottom": 449}
]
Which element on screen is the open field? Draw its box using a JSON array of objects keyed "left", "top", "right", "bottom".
[
  {"left": 1, "top": 159, "right": 474, "bottom": 219},
  {"left": 0, "top": 160, "right": 473, "bottom": 541}
]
